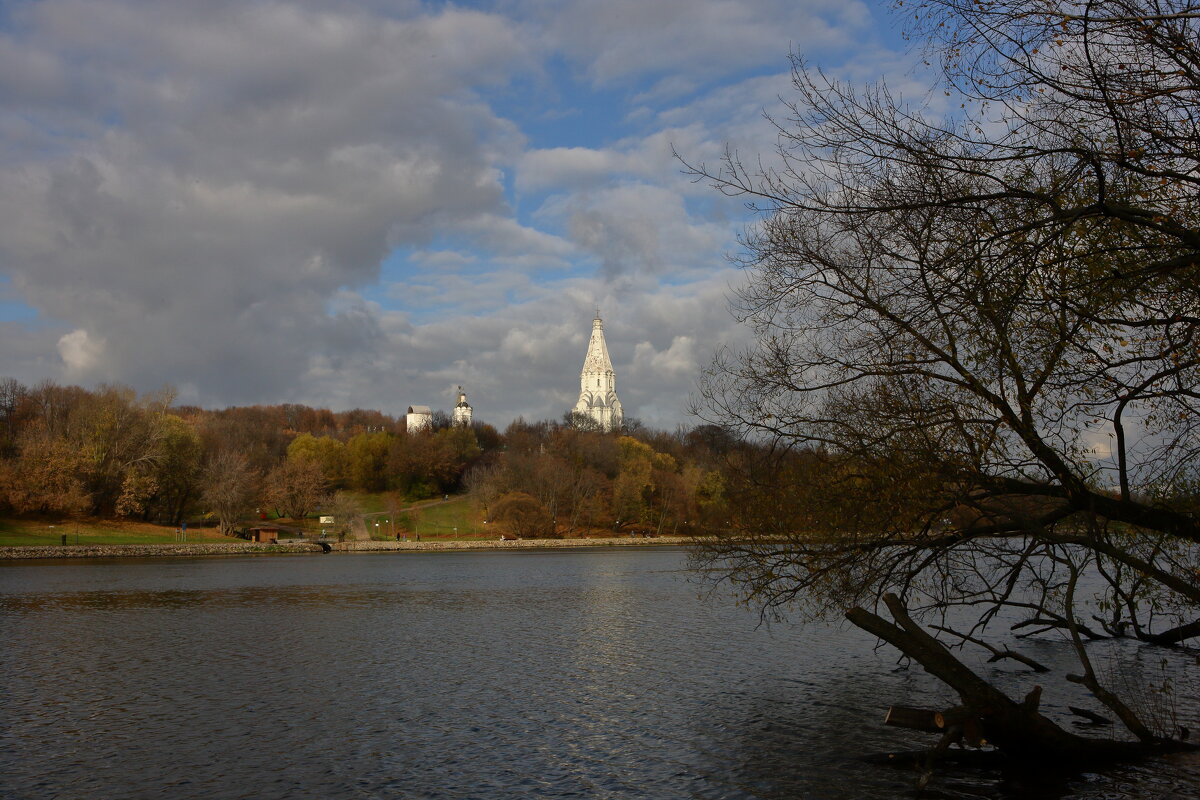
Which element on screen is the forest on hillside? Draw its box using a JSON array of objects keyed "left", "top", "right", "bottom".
[{"left": 0, "top": 378, "right": 738, "bottom": 537}]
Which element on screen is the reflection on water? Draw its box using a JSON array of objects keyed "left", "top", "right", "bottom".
[{"left": 1, "top": 549, "right": 1197, "bottom": 799}]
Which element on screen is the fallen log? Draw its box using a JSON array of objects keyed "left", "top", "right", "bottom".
[
  {"left": 847, "top": 594, "right": 1149, "bottom": 762},
  {"left": 883, "top": 705, "right": 988, "bottom": 745},
  {"left": 936, "top": 706, "right": 987, "bottom": 747},
  {"left": 884, "top": 706, "right": 942, "bottom": 733},
  {"left": 1068, "top": 706, "right": 1114, "bottom": 726}
]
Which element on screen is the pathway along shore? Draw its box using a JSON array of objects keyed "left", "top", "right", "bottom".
[{"left": 0, "top": 536, "right": 693, "bottom": 560}]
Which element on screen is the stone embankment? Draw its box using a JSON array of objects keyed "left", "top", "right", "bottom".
[
  {"left": 0, "top": 537, "right": 694, "bottom": 560},
  {"left": 339, "top": 536, "right": 692, "bottom": 552},
  {"left": 0, "top": 542, "right": 325, "bottom": 560}
]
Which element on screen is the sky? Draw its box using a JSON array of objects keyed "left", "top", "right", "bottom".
[{"left": 0, "top": 0, "right": 924, "bottom": 430}]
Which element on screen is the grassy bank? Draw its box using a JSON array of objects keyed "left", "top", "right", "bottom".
[
  {"left": 394, "top": 497, "right": 489, "bottom": 540},
  {"left": 0, "top": 494, "right": 597, "bottom": 548},
  {"left": 0, "top": 518, "right": 234, "bottom": 547}
]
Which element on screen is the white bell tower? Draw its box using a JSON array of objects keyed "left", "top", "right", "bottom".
[{"left": 453, "top": 386, "right": 472, "bottom": 427}]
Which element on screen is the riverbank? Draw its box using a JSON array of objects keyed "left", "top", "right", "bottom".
[{"left": 0, "top": 536, "right": 694, "bottom": 560}]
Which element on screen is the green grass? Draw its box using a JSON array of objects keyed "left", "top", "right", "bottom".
[
  {"left": 0, "top": 518, "right": 235, "bottom": 546},
  {"left": 354, "top": 496, "right": 487, "bottom": 540},
  {"left": 401, "top": 498, "right": 490, "bottom": 539},
  {"left": 0, "top": 494, "right": 487, "bottom": 546},
  {"left": 338, "top": 493, "right": 488, "bottom": 540},
  {"left": 341, "top": 490, "right": 391, "bottom": 514},
  {"left": 338, "top": 490, "right": 447, "bottom": 515}
]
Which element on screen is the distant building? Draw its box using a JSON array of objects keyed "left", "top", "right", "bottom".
[
  {"left": 247, "top": 527, "right": 279, "bottom": 544},
  {"left": 453, "top": 386, "right": 472, "bottom": 427},
  {"left": 573, "top": 313, "right": 623, "bottom": 432},
  {"left": 406, "top": 405, "right": 432, "bottom": 433}
]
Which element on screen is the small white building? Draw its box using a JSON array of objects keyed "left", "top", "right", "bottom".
[
  {"left": 406, "top": 405, "right": 432, "bottom": 433},
  {"left": 453, "top": 387, "right": 472, "bottom": 427},
  {"left": 573, "top": 313, "right": 623, "bottom": 432}
]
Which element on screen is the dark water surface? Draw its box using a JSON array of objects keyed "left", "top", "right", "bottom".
[{"left": 2, "top": 548, "right": 1198, "bottom": 799}]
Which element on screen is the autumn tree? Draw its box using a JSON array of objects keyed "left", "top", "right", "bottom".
[
  {"left": 144, "top": 415, "right": 204, "bottom": 525},
  {"left": 388, "top": 427, "right": 481, "bottom": 498},
  {"left": 201, "top": 450, "right": 258, "bottom": 537},
  {"left": 336, "top": 408, "right": 395, "bottom": 435},
  {"left": 464, "top": 423, "right": 724, "bottom": 536},
  {"left": 471, "top": 421, "right": 502, "bottom": 452},
  {"left": 263, "top": 458, "right": 327, "bottom": 520},
  {"left": 491, "top": 491, "right": 555, "bottom": 539},
  {"left": 0, "top": 427, "right": 91, "bottom": 516},
  {"left": 345, "top": 431, "right": 391, "bottom": 492},
  {"left": 612, "top": 436, "right": 680, "bottom": 531},
  {"left": 325, "top": 490, "right": 365, "bottom": 542},
  {"left": 688, "top": 0, "right": 1200, "bottom": 761},
  {"left": 547, "top": 427, "right": 618, "bottom": 531},
  {"left": 287, "top": 433, "right": 347, "bottom": 488},
  {"left": 281, "top": 403, "right": 336, "bottom": 435},
  {"left": 197, "top": 405, "right": 300, "bottom": 479},
  {"left": 1, "top": 382, "right": 178, "bottom": 517},
  {"left": 436, "top": 425, "right": 483, "bottom": 483}
]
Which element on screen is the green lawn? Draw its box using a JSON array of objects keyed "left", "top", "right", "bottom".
[
  {"left": 340, "top": 490, "right": 391, "bottom": 514},
  {"left": 383, "top": 497, "right": 488, "bottom": 540},
  {"left": 0, "top": 494, "right": 485, "bottom": 546},
  {"left": 335, "top": 493, "right": 487, "bottom": 540},
  {"left": 0, "top": 518, "right": 234, "bottom": 546}
]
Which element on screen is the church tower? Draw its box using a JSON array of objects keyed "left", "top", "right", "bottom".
[
  {"left": 574, "top": 312, "right": 623, "bottom": 432},
  {"left": 453, "top": 386, "right": 472, "bottom": 427}
]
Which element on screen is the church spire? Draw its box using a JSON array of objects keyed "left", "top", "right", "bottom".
[
  {"left": 574, "top": 312, "right": 623, "bottom": 431},
  {"left": 582, "top": 313, "right": 614, "bottom": 373}
]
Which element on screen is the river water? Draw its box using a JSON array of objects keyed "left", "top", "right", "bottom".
[{"left": 2, "top": 548, "right": 1198, "bottom": 799}]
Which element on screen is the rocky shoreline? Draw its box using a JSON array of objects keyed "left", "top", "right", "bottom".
[{"left": 0, "top": 536, "right": 693, "bottom": 560}]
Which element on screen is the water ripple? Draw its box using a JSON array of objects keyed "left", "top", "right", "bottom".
[{"left": 1, "top": 550, "right": 1196, "bottom": 799}]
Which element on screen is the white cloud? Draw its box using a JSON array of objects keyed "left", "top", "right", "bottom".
[
  {"left": 0, "top": 0, "right": 909, "bottom": 429},
  {"left": 57, "top": 328, "right": 106, "bottom": 374},
  {"left": 632, "top": 336, "right": 698, "bottom": 378}
]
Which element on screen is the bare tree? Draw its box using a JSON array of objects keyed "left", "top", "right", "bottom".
[
  {"left": 263, "top": 459, "right": 328, "bottom": 521},
  {"left": 688, "top": 0, "right": 1200, "bottom": 761},
  {"left": 0, "top": 377, "right": 27, "bottom": 458},
  {"left": 564, "top": 410, "right": 604, "bottom": 433},
  {"left": 201, "top": 450, "right": 258, "bottom": 537},
  {"left": 326, "top": 490, "right": 365, "bottom": 542}
]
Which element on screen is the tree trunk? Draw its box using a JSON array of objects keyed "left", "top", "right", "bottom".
[{"left": 846, "top": 594, "right": 1145, "bottom": 762}]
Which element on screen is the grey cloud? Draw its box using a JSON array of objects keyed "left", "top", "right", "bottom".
[
  {"left": 546, "top": 184, "right": 728, "bottom": 279},
  {"left": 0, "top": 0, "right": 829, "bottom": 429},
  {"left": 316, "top": 272, "right": 750, "bottom": 430},
  {"left": 0, "top": 1, "right": 533, "bottom": 405}
]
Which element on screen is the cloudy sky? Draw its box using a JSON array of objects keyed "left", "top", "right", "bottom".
[{"left": 0, "top": 0, "right": 920, "bottom": 429}]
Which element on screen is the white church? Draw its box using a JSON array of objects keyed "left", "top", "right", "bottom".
[
  {"left": 453, "top": 386, "right": 472, "bottom": 426},
  {"left": 573, "top": 312, "right": 623, "bottom": 432},
  {"left": 405, "top": 387, "right": 472, "bottom": 433},
  {"left": 405, "top": 314, "right": 624, "bottom": 433}
]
